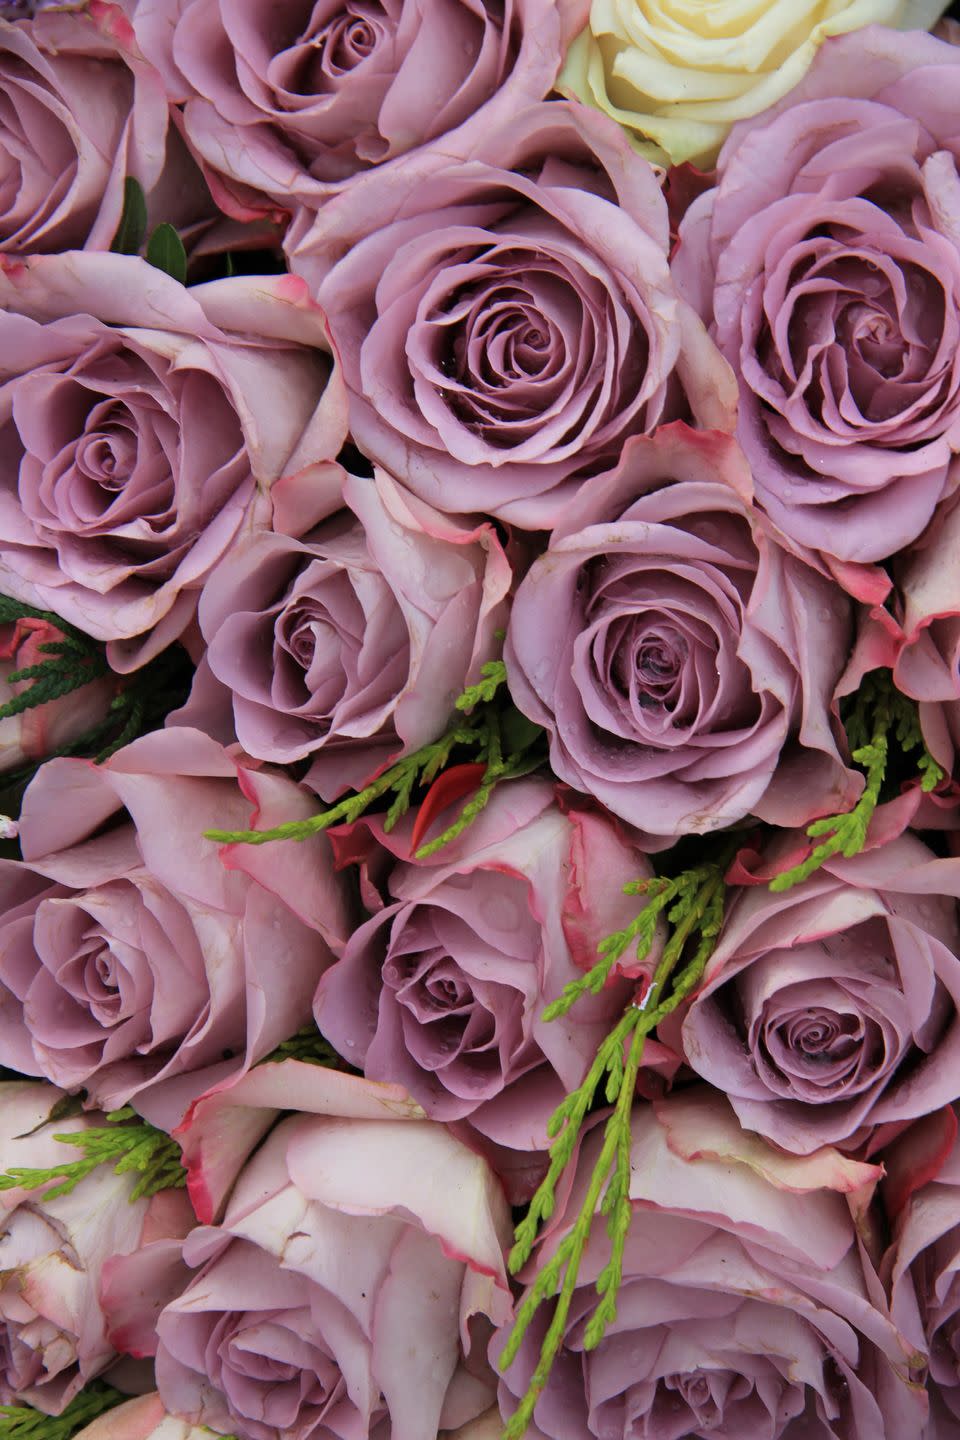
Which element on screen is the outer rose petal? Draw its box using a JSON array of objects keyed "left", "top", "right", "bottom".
[
  {"left": 176, "top": 1059, "right": 425, "bottom": 1224},
  {"left": 72, "top": 1394, "right": 210, "bottom": 1440}
]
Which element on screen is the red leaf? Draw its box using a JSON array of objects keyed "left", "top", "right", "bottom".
[{"left": 410, "top": 762, "right": 486, "bottom": 854}]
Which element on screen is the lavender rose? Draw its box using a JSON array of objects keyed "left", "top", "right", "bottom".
[
  {"left": 0, "top": 728, "right": 351, "bottom": 1130},
  {"left": 496, "top": 1088, "right": 925, "bottom": 1440},
  {"left": 504, "top": 423, "right": 856, "bottom": 845},
  {"left": 113, "top": 1081, "right": 512, "bottom": 1440},
  {"left": 130, "top": 0, "right": 586, "bottom": 217},
  {"left": 314, "top": 780, "right": 654, "bottom": 1195},
  {"left": 178, "top": 466, "right": 510, "bottom": 800},
  {"left": 886, "top": 1110, "right": 960, "bottom": 1435},
  {"left": 291, "top": 101, "right": 736, "bottom": 528},
  {"left": 662, "top": 833, "right": 960, "bottom": 1155},
  {"left": 0, "top": 3, "right": 197, "bottom": 254},
  {"left": 0, "top": 252, "right": 346, "bottom": 669},
  {"left": 673, "top": 26, "right": 960, "bottom": 593},
  {"left": 0, "top": 1080, "right": 194, "bottom": 1414},
  {"left": 883, "top": 497, "right": 960, "bottom": 776}
]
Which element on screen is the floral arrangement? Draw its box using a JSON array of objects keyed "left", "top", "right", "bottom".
[{"left": 3, "top": 1, "right": 960, "bottom": 1439}]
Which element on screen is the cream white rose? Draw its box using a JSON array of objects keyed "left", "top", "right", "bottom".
[{"left": 559, "top": 0, "right": 948, "bottom": 168}]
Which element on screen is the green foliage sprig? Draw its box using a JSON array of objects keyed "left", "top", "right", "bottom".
[
  {"left": 770, "top": 669, "right": 945, "bottom": 893},
  {"left": 498, "top": 860, "right": 729, "bottom": 1440},
  {"left": 0, "top": 599, "right": 193, "bottom": 798},
  {"left": 0, "top": 1382, "right": 126, "bottom": 1440},
  {"left": 0, "top": 598, "right": 109, "bottom": 725},
  {"left": 0, "top": 1106, "right": 186, "bottom": 1203},
  {"left": 204, "top": 661, "right": 546, "bottom": 858},
  {"left": 261, "top": 1025, "right": 350, "bottom": 1069}
]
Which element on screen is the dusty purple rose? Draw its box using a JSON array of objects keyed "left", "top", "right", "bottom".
[
  {"left": 0, "top": 3, "right": 198, "bottom": 254},
  {"left": 661, "top": 833, "right": 960, "bottom": 1155},
  {"left": 886, "top": 1110, "right": 960, "bottom": 1436},
  {"left": 496, "top": 1088, "right": 925, "bottom": 1440},
  {"left": 0, "top": 253, "right": 346, "bottom": 670},
  {"left": 882, "top": 497, "right": 960, "bottom": 779},
  {"left": 314, "top": 779, "right": 660, "bottom": 1192},
  {"left": 673, "top": 26, "right": 960, "bottom": 592},
  {"left": 0, "top": 728, "right": 351, "bottom": 1131},
  {"left": 291, "top": 102, "right": 737, "bottom": 528},
  {"left": 107, "top": 1080, "right": 512, "bottom": 1440},
  {"left": 0, "top": 1080, "right": 194, "bottom": 1414},
  {"left": 504, "top": 423, "right": 856, "bottom": 845},
  {"left": 130, "top": 0, "right": 587, "bottom": 218},
  {"left": 177, "top": 466, "right": 510, "bottom": 800}
]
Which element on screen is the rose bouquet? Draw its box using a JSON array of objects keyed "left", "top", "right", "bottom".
[{"left": 2, "top": 2, "right": 960, "bottom": 1440}]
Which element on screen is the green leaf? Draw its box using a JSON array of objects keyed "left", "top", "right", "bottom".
[
  {"left": 110, "top": 177, "right": 148, "bottom": 256},
  {"left": 145, "top": 223, "right": 187, "bottom": 284},
  {"left": 0, "top": 1382, "right": 126, "bottom": 1440}
]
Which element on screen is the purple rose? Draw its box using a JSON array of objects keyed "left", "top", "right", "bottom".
[
  {"left": 314, "top": 779, "right": 661, "bottom": 1194},
  {"left": 107, "top": 1072, "right": 512, "bottom": 1440},
  {"left": 0, "top": 728, "right": 351, "bottom": 1130},
  {"left": 177, "top": 466, "right": 510, "bottom": 800},
  {"left": 130, "top": 0, "right": 587, "bottom": 219},
  {"left": 673, "top": 26, "right": 960, "bottom": 594},
  {"left": 886, "top": 1109, "right": 960, "bottom": 1437},
  {"left": 496, "top": 1088, "right": 925, "bottom": 1440},
  {"left": 882, "top": 498, "right": 960, "bottom": 779},
  {"left": 504, "top": 423, "right": 856, "bottom": 845},
  {"left": 0, "top": 253, "right": 346, "bottom": 669},
  {"left": 291, "top": 102, "right": 737, "bottom": 528},
  {"left": 662, "top": 833, "right": 960, "bottom": 1155},
  {"left": 0, "top": 3, "right": 194, "bottom": 254}
]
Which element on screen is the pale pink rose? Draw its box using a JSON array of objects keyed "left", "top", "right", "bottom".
[
  {"left": 662, "top": 833, "right": 960, "bottom": 1156},
  {"left": 0, "top": 253, "right": 346, "bottom": 670},
  {"left": 497, "top": 1088, "right": 924, "bottom": 1440},
  {"left": 0, "top": 728, "right": 351, "bottom": 1130},
  {"left": 0, "top": 3, "right": 205, "bottom": 254},
  {"left": 504, "top": 424, "right": 857, "bottom": 845},
  {"left": 0, "top": 1080, "right": 194, "bottom": 1415},
  {"left": 314, "top": 780, "right": 663, "bottom": 1195},
  {"left": 673, "top": 26, "right": 960, "bottom": 598},
  {"left": 129, "top": 0, "right": 587, "bottom": 218},
  {"left": 111, "top": 1073, "right": 512, "bottom": 1440},
  {"left": 72, "top": 1393, "right": 210, "bottom": 1440},
  {"left": 176, "top": 466, "right": 510, "bottom": 800},
  {"left": 0, "top": 617, "right": 114, "bottom": 771},
  {"left": 291, "top": 102, "right": 737, "bottom": 529},
  {"left": 884, "top": 1108, "right": 960, "bottom": 1437}
]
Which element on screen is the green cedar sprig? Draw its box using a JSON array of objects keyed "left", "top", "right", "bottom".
[
  {"left": 0, "top": 1106, "right": 186, "bottom": 1203},
  {"left": 499, "top": 861, "right": 728, "bottom": 1440},
  {"left": 0, "top": 1382, "right": 126, "bottom": 1440},
  {"left": 769, "top": 669, "right": 945, "bottom": 893},
  {"left": 0, "top": 598, "right": 109, "bottom": 725},
  {"left": 261, "top": 1025, "right": 349, "bottom": 1069},
  {"left": 204, "top": 662, "right": 546, "bottom": 856}
]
